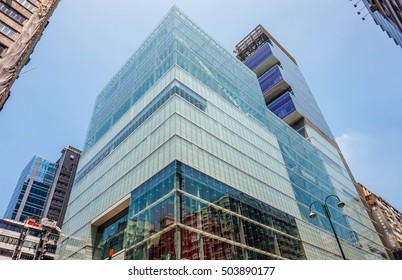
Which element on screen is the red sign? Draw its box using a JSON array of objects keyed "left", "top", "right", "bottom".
[
  {"left": 109, "top": 249, "right": 115, "bottom": 257},
  {"left": 27, "top": 220, "right": 39, "bottom": 227}
]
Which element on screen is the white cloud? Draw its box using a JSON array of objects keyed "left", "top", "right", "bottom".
[
  {"left": 335, "top": 132, "right": 402, "bottom": 212},
  {"left": 336, "top": 132, "right": 371, "bottom": 163}
]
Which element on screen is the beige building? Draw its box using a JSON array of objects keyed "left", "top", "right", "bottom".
[
  {"left": 361, "top": 0, "right": 402, "bottom": 47},
  {"left": 0, "top": 0, "right": 60, "bottom": 111},
  {"left": 0, "top": 218, "right": 60, "bottom": 260},
  {"left": 367, "top": 0, "right": 402, "bottom": 33},
  {"left": 357, "top": 183, "right": 402, "bottom": 259}
]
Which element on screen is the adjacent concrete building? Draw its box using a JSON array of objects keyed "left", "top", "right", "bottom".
[
  {"left": 2, "top": 146, "right": 80, "bottom": 260},
  {"left": 357, "top": 183, "right": 402, "bottom": 259},
  {"left": 0, "top": 0, "right": 60, "bottom": 111},
  {"left": 360, "top": 0, "right": 402, "bottom": 47},
  {"left": 0, "top": 217, "right": 59, "bottom": 260},
  {"left": 43, "top": 146, "right": 81, "bottom": 228}
]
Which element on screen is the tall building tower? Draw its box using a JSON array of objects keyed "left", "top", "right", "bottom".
[
  {"left": 4, "top": 146, "right": 80, "bottom": 227},
  {"left": 235, "top": 24, "right": 390, "bottom": 257},
  {"left": 357, "top": 0, "right": 402, "bottom": 47},
  {"left": 235, "top": 25, "right": 358, "bottom": 194},
  {"left": 43, "top": 146, "right": 81, "bottom": 228},
  {"left": 356, "top": 183, "right": 402, "bottom": 259},
  {"left": 235, "top": 25, "right": 333, "bottom": 141},
  {"left": 4, "top": 156, "right": 57, "bottom": 222},
  {"left": 0, "top": 0, "right": 60, "bottom": 111},
  {"left": 2, "top": 146, "right": 80, "bottom": 260},
  {"left": 57, "top": 7, "right": 388, "bottom": 260}
]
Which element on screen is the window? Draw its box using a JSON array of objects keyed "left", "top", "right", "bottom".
[
  {"left": 20, "top": 253, "right": 34, "bottom": 260},
  {"left": 0, "top": 249, "right": 13, "bottom": 257},
  {"left": 15, "top": 0, "right": 36, "bottom": 12},
  {"left": 0, "top": 3, "right": 26, "bottom": 24},
  {"left": 0, "top": 21, "right": 16, "bottom": 38}
]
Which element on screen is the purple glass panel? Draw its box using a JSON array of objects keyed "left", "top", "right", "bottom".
[
  {"left": 244, "top": 44, "right": 273, "bottom": 70},
  {"left": 258, "top": 65, "right": 283, "bottom": 93},
  {"left": 267, "top": 92, "right": 296, "bottom": 119}
]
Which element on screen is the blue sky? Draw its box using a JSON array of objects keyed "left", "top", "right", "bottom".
[{"left": 1, "top": 0, "right": 401, "bottom": 216}]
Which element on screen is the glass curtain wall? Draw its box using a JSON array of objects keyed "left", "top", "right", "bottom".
[{"left": 119, "top": 161, "right": 306, "bottom": 260}]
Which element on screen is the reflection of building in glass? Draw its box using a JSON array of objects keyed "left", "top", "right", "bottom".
[
  {"left": 360, "top": 0, "right": 402, "bottom": 47},
  {"left": 119, "top": 162, "right": 305, "bottom": 260},
  {"left": 0, "top": 0, "right": 60, "bottom": 111},
  {"left": 57, "top": 7, "right": 388, "bottom": 260},
  {"left": 357, "top": 183, "right": 402, "bottom": 259}
]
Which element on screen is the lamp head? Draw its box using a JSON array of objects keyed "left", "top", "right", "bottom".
[
  {"left": 309, "top": 212, "right": 317, "bottom": 219},
  {"left": 338, "top": 201, "right": 345, "bottom": 208}
]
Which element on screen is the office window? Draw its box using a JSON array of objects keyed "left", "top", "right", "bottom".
[
  {"left": 0, "top": 21, "right": 16, "bottom": 38},
  {"left": 20, "top": 253, "right": 34, "bottom": 260},
  {"left": 15, "top": 0, "right": 36, "bottom": 12},
  {"left": 0, "top": 3, "right": 26, "bottom": 24}
]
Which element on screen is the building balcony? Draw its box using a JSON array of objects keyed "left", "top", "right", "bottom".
[
  {"left": 258, "top": 65, "right": 291, "bottom": 103},
  {"left": 243, "top": 43, "right": 279, "bottom": 77},
  {"left": 267, "top": 92, "right": 293, "bottom": 117}
]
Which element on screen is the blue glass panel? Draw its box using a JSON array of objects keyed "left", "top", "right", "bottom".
[
  {"left": 244, "top": 43, "right": 273, "bottom": 70},
  {"left": 128, "top": 161, "right": 176, "bottom": 219},
  {"left": 258, "top": 65, "right": 283, "bottom": 93},
  {"left": 267, "top": 92, "right": 296, "bottom": 119},
  {"left": 4, "top": 157, "right": 57, "bottom": 222}
]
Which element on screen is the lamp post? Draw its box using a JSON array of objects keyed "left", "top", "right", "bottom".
[{"left": 309, "top": 194, "right": 347, "bottom": 260}]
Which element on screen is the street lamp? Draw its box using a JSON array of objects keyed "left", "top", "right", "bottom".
[{"left": 309, "top": 194, "right": 347, "bottom": 260}]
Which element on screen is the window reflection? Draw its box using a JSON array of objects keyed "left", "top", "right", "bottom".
[
  {"left": 121, "top": 160, "right": 306, "bottom": 260},
  {"left": 94, "top": 209, "right": 128, "bottom": 260}
]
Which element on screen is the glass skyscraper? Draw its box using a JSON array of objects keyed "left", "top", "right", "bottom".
[
  {"left": 4, "top": 156, "right": 57, "bottom": 222},
  {"left": 57, "top": 7, "right": 388, "bottom": 260}
]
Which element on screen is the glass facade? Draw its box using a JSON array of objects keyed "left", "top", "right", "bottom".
[
  {"left": 94, "top": 209, "right": 128, "bottom": 260},
  {"left": 75, "top": 80, "right": 206, "bottom": 184},
  {"left": 4, "top": 156, "right": 57, "bottom": 222},
  {"left": 57, "top": 7, "right": 388, "bottom": 260},
  {"left": 95, "top": 161, "right": 305, "bottom": 260},
  {"left": 236, "top": 25, "right": 388, "bottom": 258}
]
